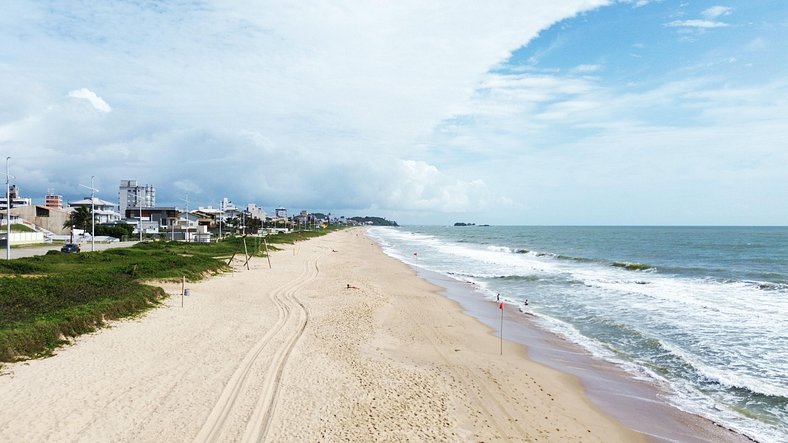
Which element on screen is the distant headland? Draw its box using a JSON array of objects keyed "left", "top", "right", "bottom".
[{"left": 349, "top": 216, "right": 398, "bottom": 226}]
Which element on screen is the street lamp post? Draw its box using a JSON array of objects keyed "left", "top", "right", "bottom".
[
  {"left": 80, "top": 177, "right": 98, "bottom": 252},
  {"left": 91, "top": 177, "right": 95, "bottom": 251},
  {"left": 180, "top": 195, "right": 189, "bottom": 242},
  {"left": 5, "top": 157, "right": 11, "bottom": 260}
]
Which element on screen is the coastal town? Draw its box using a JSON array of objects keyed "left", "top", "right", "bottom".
[
  {"left": 0, "top": 178, "right": 392, "bottom": 251},
  {"left": 1, "top": 1, "right": 784, "bottom": 441}
]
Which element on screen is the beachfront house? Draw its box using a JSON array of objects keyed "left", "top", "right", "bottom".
[
  {"left": 195, "top": 207, "right": 223, "bottom": 228},
  {"left": 123, "top": 206, "right": 179, "bottom": 235},
  {"left": 177, "top": 212, "right": 201, "bottom": 242},
  {"left": 68, "top": 197, "right": 122, "bottom": 224}
]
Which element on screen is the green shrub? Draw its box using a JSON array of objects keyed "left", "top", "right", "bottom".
[{"left": 0, "top": 227, "right": 336, "bottom": 363}]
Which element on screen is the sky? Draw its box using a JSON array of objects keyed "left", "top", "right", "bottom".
[{"left": 1, "top": 0, "right": 786, "bottom": 225}]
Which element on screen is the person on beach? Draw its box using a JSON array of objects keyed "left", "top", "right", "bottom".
[{"left": 497, "top": 293, "right": 500, "bottom": 302}]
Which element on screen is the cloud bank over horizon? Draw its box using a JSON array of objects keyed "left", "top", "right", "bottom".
[{"left": 1, "top": 1, "right": 786, "bottom": 224}]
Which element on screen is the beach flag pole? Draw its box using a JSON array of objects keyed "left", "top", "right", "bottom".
[{"left": 499, "top": 302, "right": 504, "bottom": 355}]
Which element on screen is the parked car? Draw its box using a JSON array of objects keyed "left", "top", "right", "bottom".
[{"left": 61, "top": 243, "right": 81, "bottom": 253}]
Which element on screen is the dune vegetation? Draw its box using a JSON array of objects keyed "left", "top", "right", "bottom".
[{"left": 0, "top": 230, "right": 333, "bottom": 363}]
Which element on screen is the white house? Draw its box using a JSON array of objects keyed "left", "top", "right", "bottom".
[
  {"left": 178, "top": 212, "right": 201, "bottom": 241},
  {"left": 68, "top": 197, "right": 122, "bottom": 224}
]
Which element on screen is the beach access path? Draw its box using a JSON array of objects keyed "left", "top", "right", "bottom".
[{"left": 0, "top": 228, "right": 642, "bottom": 442}]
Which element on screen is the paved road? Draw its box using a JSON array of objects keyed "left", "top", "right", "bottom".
[{"left": 8, "top": 241, "right": 140, "bottom": 259}]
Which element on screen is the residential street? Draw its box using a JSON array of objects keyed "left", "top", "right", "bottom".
[{"left": 9, "top": 241, "right": 139, "bottom": 259}]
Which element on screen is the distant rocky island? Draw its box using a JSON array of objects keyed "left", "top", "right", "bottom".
[{"left": 453, "top": 222, "right": 490, "bottom": 227}]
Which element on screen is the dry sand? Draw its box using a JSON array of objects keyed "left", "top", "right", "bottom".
[{"left": 0, "top": 228, "right": 644, "bottom": 442}]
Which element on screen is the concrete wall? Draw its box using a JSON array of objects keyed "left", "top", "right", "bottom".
[
  {"left": 0, "top": 231, "right": 46, "bottom": 245},
  {"left": 12, "top": 205, "right": 71, "bottom": 235}
]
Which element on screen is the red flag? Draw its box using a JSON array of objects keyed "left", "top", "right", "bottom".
[{"left": 499, "top": 302, "right": 503, "bottom": 310}]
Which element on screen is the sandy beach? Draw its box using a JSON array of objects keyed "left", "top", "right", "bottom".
[{"left": 0, "top": 228, "right": 644, "bottom": 442}]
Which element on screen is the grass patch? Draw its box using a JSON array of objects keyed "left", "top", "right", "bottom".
[
  {"left": 0, "top": 228, "right": 340, "bottom": 363},
  {"left": 10, "top": 224, "right": 35, "bottom": 233}
]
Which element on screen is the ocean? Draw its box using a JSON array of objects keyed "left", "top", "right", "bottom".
[{"left": 367, "top": 226, "right": 788, "bottom": 443}]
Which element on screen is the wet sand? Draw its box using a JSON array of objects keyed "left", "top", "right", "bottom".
[{"left": 420, "top": 269, "right": 753, "bottom": 443}]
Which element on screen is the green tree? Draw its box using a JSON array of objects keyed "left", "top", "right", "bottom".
[
  {"left": 245, "top": 217, "right": 262, "bottom": 234},
  {"left": 63, "top": 207, "right": 94, "bottom": 232},
  {"left": 224, "top": 216, "right": 240, "bottom": 233},
  {"left": 95, "top": 223, "right": 134, "bottom": 239}
]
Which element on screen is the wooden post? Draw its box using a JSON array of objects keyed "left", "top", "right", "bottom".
[
  {"left": 263, "top": 238, "right": 271, "bottom": 269},
  {"left": 181, "top": 276, "right": 185, "bottom": 308},
  {"left": 227, "top": 240, "right": 241, "bottom": 266},
  {"left": 242, "top": 236, "right": 250, "bottom": 270}
]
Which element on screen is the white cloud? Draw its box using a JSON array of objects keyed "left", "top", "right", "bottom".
[
  {"left": 666, "top": 5, "right": 733, "bottom": 30},
  {"left": 0, "top": 0, "right": 612, "bottom": 218},
  {"left": 571, "top": 64, "right": 603, "bottom": 73},
  {"left": 1, "top": 1, "right": 785, "bottom": 225},
  {"left": 423, "top": 58, "right": 788, "bottom": 223},
  {"left": 666, "top": 19, "right": 728, "bottom": 29},
  {"left": 618, "top": 0, "right": 652, "bottom": 7},
  {"left": 381, "top": 160, "right": 499, "bottom": 212},
  {"left": 173, "top": 180, "right": 202, "bottom": 195},
  {"left": 702, "top": 6, "right": 733, "bottom": 20},
  {"left": 66, "top": 88, "right": 112, "bottom": 113}
]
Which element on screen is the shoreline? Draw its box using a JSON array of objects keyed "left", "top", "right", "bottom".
[
  {"left": 0, "top": 228, "right": 735, "bottom": 441},
  {"left": 394, "top": 245, "right": 754, "bottom": 443}
]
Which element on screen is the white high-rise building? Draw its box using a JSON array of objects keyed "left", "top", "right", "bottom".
[
  {"left": 246, "top": 203, "right": 266, "bottom": 220},
  {"left": 220, "top": 197, "right": 237, "bottom": 213},
  {"left": 118, "top": 180, "right": 156, "bottom": 216}
]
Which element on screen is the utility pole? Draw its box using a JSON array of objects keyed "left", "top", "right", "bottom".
[
  {"left": 180, "top": 194, "right": 189, "bottom": 242},
  {"left": 91, "top": 177, "right": 95, "bottom": 251},
  {"left": 79, "top": 176, "right": 98, "bottom": 252},
  {"left": 4, "top": 157, "right": 12, "bottom": 260},
  {"left": 138, "top": 188, "right": 143, "bottom": 242}
]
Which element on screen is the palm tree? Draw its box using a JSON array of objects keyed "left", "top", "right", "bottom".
[{"left": 63, "top": 206, "right": 93, "bottom": 232}]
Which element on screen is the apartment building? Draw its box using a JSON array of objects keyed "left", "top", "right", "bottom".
[{"left": 118, "top": 180, "right": 155, "bottom": 215}]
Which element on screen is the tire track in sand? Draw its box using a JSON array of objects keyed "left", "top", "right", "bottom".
[
  {"left": 193, "top": 254, "right": 318, "bottom": 443},
  {"left": 241, "top": 256, "right": 317, "bottom": 442}
]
